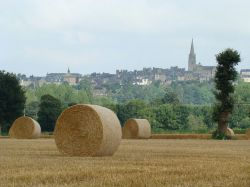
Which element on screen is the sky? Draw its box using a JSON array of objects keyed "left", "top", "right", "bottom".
[{"left": 0, "top": 0, "right": 249, "bottom": 76}]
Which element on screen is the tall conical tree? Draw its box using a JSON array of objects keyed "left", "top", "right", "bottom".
[{"left": 213, "top": 49, "right": 240, "bottom": 139}]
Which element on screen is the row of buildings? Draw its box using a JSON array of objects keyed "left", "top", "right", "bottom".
[
  {"left": 240, "top": 69, "right": 250, "bottom": 82},
  {"left": 18, "top": 40, "right": 250, "bottom": 88}
]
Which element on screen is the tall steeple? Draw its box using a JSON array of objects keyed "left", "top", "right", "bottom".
[
  {"left": 67, "top": 67, "right": 70, "bottom": 74},
  {"left": 190, "top": 39, "right": 195, "bottom": 54},
  {"left": 188, "top": 39, "right": 196, "bottom": 71}
]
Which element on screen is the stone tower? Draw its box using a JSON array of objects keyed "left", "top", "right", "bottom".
[{"left": 188, "top": 39, "right": 196, "bottom": 71}]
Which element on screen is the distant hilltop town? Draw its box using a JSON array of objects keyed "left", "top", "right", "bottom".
[{"left": 18, "top": 40, "right": 250, "bottom": 88}]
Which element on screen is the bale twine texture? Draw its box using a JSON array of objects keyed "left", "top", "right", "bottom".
[
  {"left": 226, "top": 128, "right": 235, "bottom": 137},
  {"left": 9, "top": 116, "right": 41, "bottom": 139},
  {"left": 122, "top": 118, "right": 151, "bottom": 139},
  {"left": 54, "top": 104, "right": 122, "bottom": 157}
]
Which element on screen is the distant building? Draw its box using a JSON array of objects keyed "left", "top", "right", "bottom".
[
  {"left": 63, "top": 68, "right": 81, "bottom": 85},
  {"left": 45, "top": 73, "right": 65, "bottom": 84},
  {"left": 240, "top": 69, "right": 250, "bottom": 82},
  {"left": 20, "top": 75, "right": 45, "bottom": 88},
  {"left": 46, "top": 68, "right": 81, "bottom": 85},
  {"left": 187, "top": 39, "right": 216, "bottom": 81},
  {"left": 133, "top": 78, "right": 151, "bottom": 85}
]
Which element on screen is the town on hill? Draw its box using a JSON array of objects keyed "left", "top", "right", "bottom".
[{"left": 17, "top": 40, "right": 250, "bottom": 90}]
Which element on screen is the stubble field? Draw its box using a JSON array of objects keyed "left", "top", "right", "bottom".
[{"left": 0, "top": 138, "right": 250, "bottom": 187}]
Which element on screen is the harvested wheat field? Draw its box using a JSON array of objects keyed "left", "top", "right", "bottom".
[{"left": 0, "top": 139, "right": 250, "bottom": 187}]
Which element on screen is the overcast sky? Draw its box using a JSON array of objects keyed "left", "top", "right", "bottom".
[{"left": 0, "top": 0, "right": 249, "bottom": 76}]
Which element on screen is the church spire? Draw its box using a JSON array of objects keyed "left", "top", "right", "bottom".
[
  {"left": 67, "top": 67, "right": 70, "bottom": 74},
  {"left": 188, "top": 39, "right": 196, "bottom": 71},
  {"left": 190, "top": 38, "right": 195, "bottom": 55}
]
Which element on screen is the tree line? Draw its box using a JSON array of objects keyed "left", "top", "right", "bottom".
[
  {"left": 1, "top": 73, "right": 250, "bottom": 134},
  {"left": 1, "top": 49, "right": 250, "bottom": 136},
  {"left": 25, "top": 96, "right": 250, "bottom": 133}
]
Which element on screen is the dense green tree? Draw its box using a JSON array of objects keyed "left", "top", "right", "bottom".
[
  {"left": 103, "top": 82, "right": 121, "bottom": 93},
  {"left": 213, "top": 49, "right": 241, "bottom": 138},
  {"left": 0, "top": 71, "right": 26, "bottom": 132},
  {"left": 170, "top": 81, "right": 215, "bottom": 104},
  {"left": 229, "top": 104, "right": 250, "bottom": 128},
  {"left": 199, "top": 106, "right": 214, "bottom": 129},
  {"left": 173, "top": 105, "right": 190, "bottom": 129},
  {"left": 191, "top": 105, "right": 214, "bottom": 129},
  {"left": 162, "top": 88, "right": 180, "bottom": 104},
  {"left": 76, "top": 90, "right": 91, "bottom": 104},
  {"left": 93, "top": 96, "right": 113, "bottom": 106},
  {"left": 25, "top": 88, "right": 38, "bottom": 104},
  {"left": 37, "top": 94, "right": 62, "bottom": 132},
  {"left": 67, "top": 102, "right": 77, "bottom": 107},
  {"left": 25, "top": 101, "right": 39, "bottom": 120},
  {"left": 232, "top": 82, "right": 250, "bottom": 128},
  {"left": 238, "top": 117, "right": 250, "bottom": 129},
  {"left": 115, "top": 84, "right": 145, "bottom": 103},
  {"left": 26, "top": 83, "right": 93, "bottom": 107},
  {"left": 77, "top": 77, "right": 92, "bottom": 91},
  {"left": 142, "top": 83, "right": 165, "bottom": 103},
  {"left": 77, "top": 77, "right": 93, "bottom": 102},
  {"left": 154, "top": 104, "right": 178, "bottom": 130},
  {"left": 235, "top": 82, "right": 250, "bottom": 103},
  {"left": 138, "top": 107, "right": 158, "bottom": 129},
  {"left": 113, "top": 83, "right": 165, "bottom": 104},
  {"left": 103, "top": 103, "right": 118, "bottom": 114},
  {"left": 187, "top": 114, "right": 207, "bottom": 131},
  {"left": 117, "top": 99, "right": 147, "bottom": 125}
]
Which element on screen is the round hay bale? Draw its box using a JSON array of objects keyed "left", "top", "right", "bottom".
[
  {"left": 9, "top": 116, "right": 41, "bottom": 139},
  {"left": 246, "top": 128, "right": 250, "bottom": 138},
  {"left": 122, "top": 119, "right": 151, "bottom": 139},
  {"left": 54, "top": 104, "right": 122, "bottom": 157},
  {"left": 226, "top": 127, "right": 235, "bottom": 137}
]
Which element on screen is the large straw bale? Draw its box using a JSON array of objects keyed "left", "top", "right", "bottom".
[
  {"left": 246, "top": 128, "right": 250, "bottom": 139},
  {"left": 226, "top": 128, "right": 235, "bottom": 137},
  {"left": 122, "top": 119, "right": 151, "bottom": 139},
  {"left": 235, "top": 134, "right": 248, "bottom": 140},
  {"left": 9, "top": 116, "right": 41, "bottom": 139},
  {"left": 54, "top": 104, "right": 122, "bottom": 157}
]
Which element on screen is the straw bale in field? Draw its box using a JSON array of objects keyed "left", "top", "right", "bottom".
[
  {"left": 122, "top": 119, "right": 151, "bottom": 139},
  {"left": 226, "top": 128, "right": 235, "bottom": 137},
  {"left": 9, "top": 116, "right": 41, "bottom": 139},
  {"left": 54, "top": 104, "right": 122, "bottom": 157},
  {"left": 246, "top": 128, "right": 250, "bottom": 138}
]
